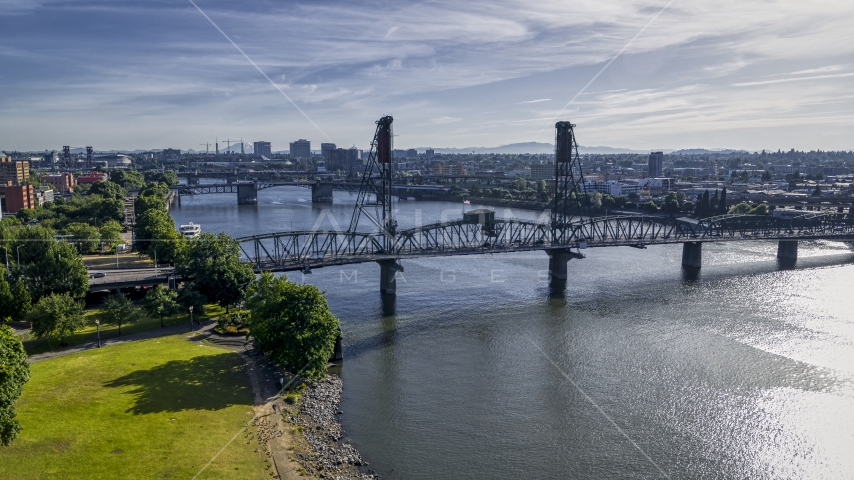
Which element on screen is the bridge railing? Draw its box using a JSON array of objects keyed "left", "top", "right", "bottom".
[{"left": 235, "top": 213, "right": 854, "bottom": 271}]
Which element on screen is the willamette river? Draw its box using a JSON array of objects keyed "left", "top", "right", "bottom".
[{"left": 171, "top": 185, "right": 854, "bottom": 479}]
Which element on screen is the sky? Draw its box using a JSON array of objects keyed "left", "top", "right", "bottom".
[{"left": 1, "top": 0, "right": 853, "bottom": 153}]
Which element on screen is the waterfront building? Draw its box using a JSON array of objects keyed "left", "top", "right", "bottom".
[
  {"left": 648, "top": 151, "right": 664, "bottom": 177},
  {"left": 290, "top": 139, "right": 311, "bottom": 159}
]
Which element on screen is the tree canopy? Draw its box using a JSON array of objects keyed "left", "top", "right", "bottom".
[
  {"left": 176, "top": 233, "right": 254, "bottom": 312},
  {"left": 0, "top": 325, "right": 30, "bottom": 446},
  {"left": 134, "top": 209, "right": 184, "bottom": 264},
  {"left": 28, "top": 293, "right": 85, "bottom": 346},
  {"left": 88, "top": 181, "right": 126, "bottom": 201},
  {"left": 23, "top": 240, "right": 88, "bottom": 301},
  {"left": 0, "top": 270, "right": 31, "bottom": 323},
  {"left": 99, "top": 292, "right": 142, "bottom": 335},
  {"left": 246, "top": 273, "right": 339, "bottom": 380},
  {"left": 143, "top": 285, "right": 179, "bottom": 328}
]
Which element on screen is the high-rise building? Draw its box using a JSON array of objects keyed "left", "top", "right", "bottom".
[
  {"left": 253, "top": 141, "right": 272, "bottom": 158},
  {"left": 290, "top": 139, "right": 311, "bottom": 159},
  {"left": 320, "top": 143, "right": 336, "bottom": 160},
  {"left": 0, "top": 156, "right": 30, "bottom": 185},
  {"left": 648, "top": 152, "right": 664, "bottom": 178},
  {"left": 326, "top": 147, "right": 363, "bottom": 174},
  {"left": 425, "top": 149, "right": 435, "bottom": 157}
]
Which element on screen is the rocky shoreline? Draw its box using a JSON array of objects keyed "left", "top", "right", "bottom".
[{"left": 286, "top": 375, "right": 379, "bottom": 479}]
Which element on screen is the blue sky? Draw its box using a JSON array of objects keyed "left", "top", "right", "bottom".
[{"left": 1, "top": 0, "right": 852, "bottom": 152}]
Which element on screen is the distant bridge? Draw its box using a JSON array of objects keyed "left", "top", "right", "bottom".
[{"left": 173, "top": 180, "right": 451, "bottom": 204}]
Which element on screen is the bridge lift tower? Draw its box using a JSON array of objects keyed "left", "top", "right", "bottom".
[
  {"left": 547, "top": 121, "right": 588, "bottom": 282},
  {"left": 349, "top": 115, "right": 401, "bottom": 294}
]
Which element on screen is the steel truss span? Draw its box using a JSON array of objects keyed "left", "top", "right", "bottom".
[{"left": 236, "top": 213, "right": 854, "bottom": 272}]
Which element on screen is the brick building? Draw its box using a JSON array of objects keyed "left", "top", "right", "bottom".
[
  {"left": 0, "top": 183, "right": 35, "bottom": 213},
  {"left": 41, "top": 172, "right": 76, "bottom": 193}
]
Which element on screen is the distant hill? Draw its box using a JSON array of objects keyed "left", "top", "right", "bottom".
[
  {"left": 671, "top": 148, "right": 748, "bottom": 155},
  {"left": 417, "top": 142, "right": 651, "bottom": 155}
]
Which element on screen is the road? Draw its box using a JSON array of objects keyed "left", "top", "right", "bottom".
[{"left": 87, "top": 267, "right": 175, "bottom": 291}]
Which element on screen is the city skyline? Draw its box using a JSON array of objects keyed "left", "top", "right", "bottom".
[{"left": 1, "top": 0, "right": 853, "bottom": 152}]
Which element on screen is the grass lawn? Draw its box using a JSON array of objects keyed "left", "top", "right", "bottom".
[
  {"left": 20, "top": 304, "right": 228, "bottom": 356},
  {"left": 0, "top": 335, "right": 269, "bottom": 480}
]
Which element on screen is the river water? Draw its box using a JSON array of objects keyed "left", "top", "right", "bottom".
[{"left": 171, "top": 185, "right": 854, "bottom": 479}]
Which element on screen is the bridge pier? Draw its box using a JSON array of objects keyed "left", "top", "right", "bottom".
[
  {"left": 546, "top": 248, "right": 583, "bottom": 281},
  {"left": 237, "top": 182, "right": 258, "bottom": 204},
  {"left": 378, "top": 259, "right": 404, "bottom": 295},
  {"left": 330, "top": 329, "right": 343, "bottom": 361},
  {"left": 312, "top": 181, "right": 334, "bottom": 203},
  {"left": 682, "top": 242, "right": 702, "bottom": 269},
  {"left": 777, "top": 240, "right": 798, "bottom": 268}
]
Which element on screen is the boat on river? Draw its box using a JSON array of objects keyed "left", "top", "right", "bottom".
[{"left": 179, "top": 222, "right": 201, "bottom": 239}]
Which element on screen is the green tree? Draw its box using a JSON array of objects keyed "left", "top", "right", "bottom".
[
  {"left": 63, "top": 222, "right": 101, "bottom": 254},
  {"left": 138, "top": 182, "right": 169, "bottom": 199},
  {"left": 662, "top": 192, "right": 680, "bottom": 214},
  {"left": 718, "top": 188, "right": 728, "bottom": 215},
  {"left": 177, "top": 233, "right": 254, "bottom": 312},
  {"left": 109, "top": 170, "right": 144, "bottom": 190},
  {"left": 0, "top": 272, "right": 31, "bottom": 323},
  {"left": 143, "top": 285, "right": 179, "bottom": 328},
  {"left": 134, "top": 209, "right": 184, "bottom": 263},
  {"left": 134, "top": 195, "right": 166, "bottom": 218},
  {"left": 0, "top": 324, "right": 30, "bottom": 446},
  {"left": 99, "top": 292, "right": 141, "bottom": 335},
  {"left": 176, "top": 285, "right": 207, "bottom": 315},
  {"left": 246, "top": 272, "right": 339, "bottom": 380},
  {"left": 100, "top": 220, "right": 123, "bottom": 250},
  {"left": 23, "top": 241, "right": 88, "bottom": 301},
  {"left": 728, "top": 202, "right": 751, "bottom": 214},
  {"left": 88, "top": 181, "right": 126, "bottom": 200},
  {"left": 28, "top": 293, "right": 85, "bottom": 346}
]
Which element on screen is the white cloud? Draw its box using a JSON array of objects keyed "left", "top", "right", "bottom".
[
  {"left": 733, "top": 73, "right": 854, "bottom": 87},
  {"left": 519, "top": 99, "right": 551, "bottom": 104}
]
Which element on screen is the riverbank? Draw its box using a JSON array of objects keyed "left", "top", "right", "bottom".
[{"left": 285, "top": 375, "right": 378, "bottom": 479}]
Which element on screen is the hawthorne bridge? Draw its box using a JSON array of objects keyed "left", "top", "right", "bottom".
[{"left": 232, "top": 117, "right": 854, "bottom": 294}]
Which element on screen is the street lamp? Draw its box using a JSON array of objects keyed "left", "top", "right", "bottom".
[
  {"left": 95, "top": 319, "right": 101, "bottom": 348},
  {"left": 189, "top": 305, "right": 194, "bottom": 331}
]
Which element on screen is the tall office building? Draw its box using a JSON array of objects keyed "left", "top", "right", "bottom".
[
  {"left": 648, "top": 152, "right": 664, "bottom": 178},
  {"left": 320, "top": 143, "right": 336, "bottom": 160},
  {"left": 0, "top": 156, "right": 30, "bottom": 185},
  {"left": 289, "top": 139, "right": 311, "bottom": 159},
  {"left": 254, "top": 141, "right": 272, "bottom": 158}
]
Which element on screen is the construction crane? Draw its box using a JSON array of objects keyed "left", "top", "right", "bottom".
[
  {"left": 199, "top": 142, "right": 211, "bottom": 156},
  {"left": 222, "top": 139, "right": 238, "bottom": 155}
]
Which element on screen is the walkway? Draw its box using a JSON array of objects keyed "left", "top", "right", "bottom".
[{"left": 27, "top": 321, "right": 216, "bottom": 363}]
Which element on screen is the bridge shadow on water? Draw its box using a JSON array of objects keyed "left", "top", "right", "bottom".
[{"left": 103, "top": 353, "right": 252, "bottom": 414}]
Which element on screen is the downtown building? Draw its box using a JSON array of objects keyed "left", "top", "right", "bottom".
[
  {"left": 290, "top": 139, "right": 311, "bottom": 159},
  {"left": 648, "top": 152, "right": 664, "bottom": 177},
  {"left": 253, "top": 141, "right": 272, "bottom": 158}
]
